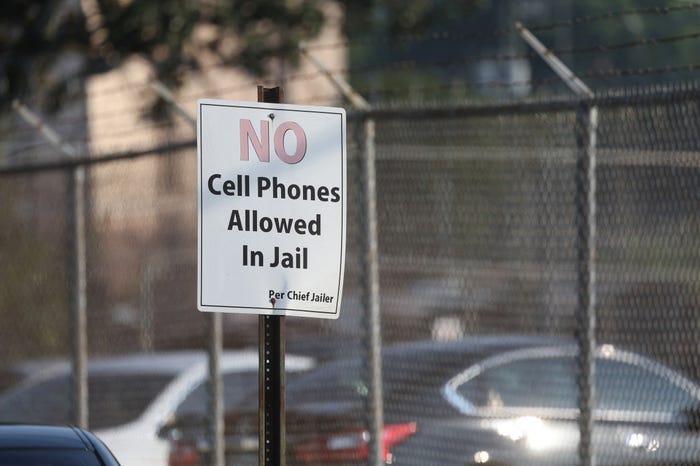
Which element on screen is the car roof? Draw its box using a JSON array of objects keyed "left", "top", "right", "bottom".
[
  {"left": 382, "top": 334, "right": 571, "bottom": 365},
  {"left": 87, "top": 351, "right": 207, "bottom": 374},
  {"left": 19, "top": 349, "right": 314, "bottom": 378},
  {"left": 0, "top": 425, "right": 92, "bottom": 450},
  {"left": 0, "top": 350, "right": 315, "bottom": 430},
  {"left": 0, "top": 359, "right": 66, "bottom": 394},
  {"left": 287, "top": 335, "right": 572, "bottom": 397}
]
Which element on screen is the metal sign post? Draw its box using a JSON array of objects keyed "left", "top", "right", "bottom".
[
  {"left": 258, "top": 86, "right": 286, "bottom": 466},
  {"left": 260, "top": 310, "right": 285, "bottom": 466},
  {"left": 516, "top": 23, "right": 598, "bottom": 466}
]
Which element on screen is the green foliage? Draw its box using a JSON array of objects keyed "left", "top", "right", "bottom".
[
  {"left": 0, "top": 0, "right": 325, "bottom": 112},
  {"left": 0, "top": 0, "right": 89, "bottom": 110},
  {"left": 342, "top": 0, "right": 482, "bottom": 38},
  {"left": 524, "top": 1, "right": 700, "bottom": 89},
  {"left": 0, "top": 182, "right": 69, "bottom": 357},
  {"left": 341, "top": 0, "right": 483, "bottom": 103},
  {"left": 573, "top": 0, "right": 700, "bottom": 71},
  {"left": 2, "top": 0, "right": 700, "bottom": 110}
]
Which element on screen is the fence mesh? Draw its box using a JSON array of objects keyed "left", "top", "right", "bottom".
[{"left": 1, "top": 82, "right": 700, "bottom": 465}]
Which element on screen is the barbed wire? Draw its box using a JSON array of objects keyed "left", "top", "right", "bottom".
[
  {"left": 4, "top": 5, "right": 700, "bottom": 141},
  {"left": 558, "top": 30, "right": 700, "bottom": 54},
  {"left": 5, "top": 76, "right": 700, "bottom": 172},
  {"left": 329, "top": 31, "right": 700, "bottom": 76},
  {"left": 68, "top": 3, "right": 700, "bottom": 100},
  {"left": 30, "top": 25, "right": 698, "bottom": 127},
  {"left": 303, "top": 3, "right": 700, "bottom": 52},
  {"left": 527, "top": 3, "right": 700, "bottom": 32},
  {"left": 294, "top": 62, "right": 700, "bottom": 105},
  {"left": 9, "top": 59, "right": 700, "bottom": 150},
  {"left": 8, "top": 48, "right": 700, "bottom": 140},
  {"left": 4, "top": 100, "right": 196, "bottom": 140},
  {"left": 7, "top": 2, "right": 698, "bottom": 105},
  {"left": 0, "top": 139, "right": 196, "bottom": 175}
]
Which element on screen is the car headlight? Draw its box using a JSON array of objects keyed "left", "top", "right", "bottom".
[{"left": 492, "top": 416, "right": 566, "bottom": 452}]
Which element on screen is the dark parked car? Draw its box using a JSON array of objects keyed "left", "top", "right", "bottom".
[
  {"left": 166, "top": 335, "right": 700, "bottom": 465},
  {"left": 0, "top": 424, "right": 121, "bottom": 466}
]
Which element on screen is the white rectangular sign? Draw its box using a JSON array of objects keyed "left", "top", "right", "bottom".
[{"left": 197, "top": 99, "right": 346, "bottom": 319}]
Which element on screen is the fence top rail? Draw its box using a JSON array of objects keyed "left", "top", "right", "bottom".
[
  {"left": 2, "top": 80, "right": 699, "bottom": 175},
  {"left": 0, "top": 140, "right": 195, "bottom": 176},
  {"left": 347, "top": 80, "right": 700, "bottom": 120}
]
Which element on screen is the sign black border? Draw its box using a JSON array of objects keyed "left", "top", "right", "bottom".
[{"left": 198, "top": 101, "right": 346, "bottom": 317}]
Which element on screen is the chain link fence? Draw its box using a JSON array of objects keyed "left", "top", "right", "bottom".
[{"left": 1, "top": 81, "right": 700, "bottom": 465}]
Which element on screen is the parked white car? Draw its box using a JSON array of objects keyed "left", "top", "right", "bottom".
[{"left": 0, "top": 350, "right": 315, "bottom": 466}]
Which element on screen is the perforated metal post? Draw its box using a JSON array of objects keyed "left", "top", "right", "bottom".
[
  {"left": 258, "top": 86, "right": 286, "bottom": 466},
  {"left": 259, "top": 311, "right": 285, "bottom": 466}
]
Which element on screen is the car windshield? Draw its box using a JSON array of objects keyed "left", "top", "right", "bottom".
[
  {"left": 287, "top": 359, "right": 366, "bottom": 406},
  {"left": 0, "top": 373, "right": 174, "bottom": 429},
  {"left": 0, "top": 449, "right": 103, "bottom": 466},
  {"left": 0, "top": 371, "right": 23, "bottom": 397},
  {"left": 174, "top": 371, "right": 259, "bottom": 418},
  {"left": 452, "top": 354, "right": 700, "bottom": 416}
]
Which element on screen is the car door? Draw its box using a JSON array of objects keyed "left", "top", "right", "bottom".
[
  {"left": 442, "top": 352, "right": 581, "bottom": 466},
  {"left": 594, "top": 356, "right": 700, "bottom": 465}
]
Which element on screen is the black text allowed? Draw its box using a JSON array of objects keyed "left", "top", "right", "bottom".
[{"left": 228, "top": 209, "right": 321, "bottom": 236}]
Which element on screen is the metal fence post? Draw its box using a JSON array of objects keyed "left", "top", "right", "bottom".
[
  {"left": 147, "top": 82, "right": 226, "bottom": 466},
  {"left": 150, "top": 80, "right": 198, "bottom": 129},
  {"left": 360, "top": 116, "right": 384, "bottom": 466},
  {"left": 208, "top": 312, "right": 224, "bottom": 466},
  {"left": 516, "top": 24, "right": 598, "bottom": 466},
  {"left": 574, "top": 103, "right": 598, "bottom": 466},
  {"left": 11, "top": 100, "right": 88, "bottom": 429},
  {"left": 300, "top": 45, "right": 385, "bottom": 466},
  {"left": 69, "top": 162, "right": 88, "bottom": 429}
]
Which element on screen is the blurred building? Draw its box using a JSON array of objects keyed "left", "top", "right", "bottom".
[{"left": 84, "top": 2, "right": 347, "bottom": 351}]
